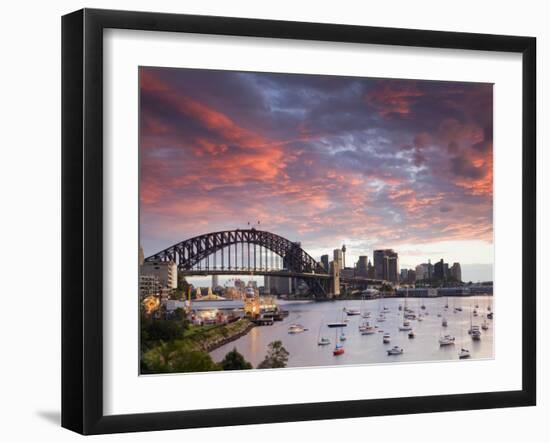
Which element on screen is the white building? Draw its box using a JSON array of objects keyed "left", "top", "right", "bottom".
[
  {"left": 140, "top": 260, "right": 178, "bottom": 289},
  {"left": 139, "top": 274, "right": 161, "bottom": 298}
]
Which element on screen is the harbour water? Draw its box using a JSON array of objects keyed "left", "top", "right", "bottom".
[{"left": 210, "top": 296, "right": 494, "bottom": 368}]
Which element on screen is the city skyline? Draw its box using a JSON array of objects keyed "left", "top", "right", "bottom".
[{"left": 140, "top": 67, "right": 493, "bottom": 282}]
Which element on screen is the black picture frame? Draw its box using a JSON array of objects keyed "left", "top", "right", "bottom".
[{"left": 62, "top": 8, "right": 537, "bottom": 435}]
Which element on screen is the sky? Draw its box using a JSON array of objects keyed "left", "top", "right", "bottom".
[{"left": 139, "top": 67, "right": 494, "bottom": 282}]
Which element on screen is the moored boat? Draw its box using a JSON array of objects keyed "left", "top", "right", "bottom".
[
  {"left": 387, "top": 346, "right": 403, "bottom": 355},
  {"left": 288, "top": 324, "right": 306, "bottom": 334},
  {"left": 459, "top": 348, "right": 471, "bottom": 359},
  {"left": 333, "top": 344, "right": 345, "bottom": 356},
  {"left": 439, "top": 334, "right": 455, "bottom": 346}
]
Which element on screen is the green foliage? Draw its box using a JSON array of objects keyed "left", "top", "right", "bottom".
[
  {"left": 141, "top": 314, "right": 189, "bottom": 344},
  {"left": 257, "top": 340, "right": 289, "bottom": 369},
  {"left": 220, "top": 348, "right": 253, "bottom": 370},
  {"left": 142, "top": 341, "right": 220, "bottom": 373}
]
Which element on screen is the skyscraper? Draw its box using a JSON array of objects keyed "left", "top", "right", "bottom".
[
  {"left": 434, "top": 259, "right": 446, "bottom": 281},
  {"left": 320, "top": 254, "right": 330, "bottom": 272},
  {"left": 450, "top": 262, "right": 462, "bottom": 282},
  {"left": 373, "top": 250, "right": 386, "bottom": 280},
  {"left": 373, "top": 249, "right": 399, "bottom": 282},
  {"left": 356, "top": 255, "right": 369, "bottom": 277}
]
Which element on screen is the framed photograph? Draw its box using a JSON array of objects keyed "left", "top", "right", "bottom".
[{"left": 62, "top": 8, "right": 536, "bottom": 435}]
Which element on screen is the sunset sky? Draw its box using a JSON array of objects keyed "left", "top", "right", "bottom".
[{"left": 139, "top": 67, "right": 494, "bottom": 282}]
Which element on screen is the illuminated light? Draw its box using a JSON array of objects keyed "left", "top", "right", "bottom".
[{"left": 142, "top": 295, "right": 160, "bottom": 314}]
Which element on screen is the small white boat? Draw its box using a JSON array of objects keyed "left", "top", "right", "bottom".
[
  {"left": 439, "top": 334, "right": 455, "bottom": 346},
  {"left": 340, "top": 332, "right": 347, "bottom": 341},
  {"left": 383, "top": 333, "right": 391, "bottom": 343},
  {"left": 417, "top": 314, "right": 424, "bottom": 322},
  {"left": 442, "top": 318, "right": 448, "bottom": 327},
  {"left": 361, "top": 311, "right": 371, "bottom": 319},
  {"left": 398, "top": 304, "right": 403, "bottom": 311},
  {"left": 387, "top": 346, "right": 403, "bottom": 355},
  {"left": 473, "top": 309, "right": 478, "bottom": 317},
  {"left": 481, "top": 318, "right": 489, "bottom": 330},
  {"left": 288, "top": 324, "right": 306, "bottom": 334},
  {"left": 361, "top": 324, "right": 378, "bottom": 335},
  {"left": 408, "top": 330, "right": 415, "bottom": 339},
  {"left": 377, "top": 314, "right": 386, "bottom": 322},
  {"left": 458, "top": 348, "right": 471, "bottom": 359},
  {"left": 345, "top": 308, "right": 361, "bottom": 316},
  {"left": 471, "top": 326, "right": 481, "bottom": 341},
  {"left": 399, "top": 323, "right": 413, "bottom": 331},
  {"left": 318, "top": 337, "right": 331, "bottom": 346},
  {"left": 382, "top": 306, "right": 390, "bottom": 312},
  {"left": 455, "top": 307, "right": 463, "bottom": 312}
]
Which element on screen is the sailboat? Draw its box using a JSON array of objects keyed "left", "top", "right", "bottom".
[
  {"left": 417, "top": 297, "right": 424, "bottom": 321},
  {"left": 360, "top": 295, "right": 371, "bottom": 318},
  {"left": 441, "top": 317, "right": 448, "bottom": 327},
  {"left": 360, "top": 321, "right": 378, "bottom": 335},
  {"left": 387, "top": 345, "right": 404, "bottom": 355},
  {"left": 399, "top": 288, "right": 413, "bottom": 331},
  {"left": 459, "top": 348, "right": 471, "bottom": 359},
  {"left": 340, "top": 331, "right": 347, "bottom": 341},
  {"left": 481, "top": 316, "right": 489, "bottom": 331},
  {"left": 468, "top": 300, "right": 481, "bottom": 340},
  {"left": 333, "top": 329, "right": 345, "bottom": 355},
  {"left": 317, "top": 322, "right": 331, "bottom": 346},
  {"left": 439, "top": 333, "right": 455, "bottom": 346},
  {"left": 383, "top": 333, "right": 391, "bottom": 344}
]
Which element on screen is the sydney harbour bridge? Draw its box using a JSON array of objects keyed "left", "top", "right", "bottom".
[{"left": 144, "top": 228, "right": 384, "bottom": 298}]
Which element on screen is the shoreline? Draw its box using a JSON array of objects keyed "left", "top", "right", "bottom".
[
  {"left": 191, "top": 319, "right": 256, "bottom": 353},
  {"left": 281, "top": 294, "right": 494, "bottom": 301}
]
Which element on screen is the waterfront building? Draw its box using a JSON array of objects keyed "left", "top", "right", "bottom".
[
  {"left": 415, "top": 263, "right": 428, "bottom": 280},
  {"left": 139, "top": 274, "right": 161, "bottom": 298},
  {"left": 407, "top": 269, "right": 416, "bottom": 283},
  {"left": 450, "top": 262, "right": 462, "bottom": 282},
  {"left": 140, "top": 260, "right": 178, "bottom": 289},
  {"left": 191, "top": 299, "right": 246, "bottom": 324},
  {"left": 320, "top": 254, "right": 330, "bottom": 272}
]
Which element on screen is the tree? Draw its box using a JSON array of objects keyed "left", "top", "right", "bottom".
[
  {"left": 220, "top": 348, "right": 252, "bottom": 370},
  {"left": 142, "top": 342, "right": 220, "bottom": 373},
  {"left": 257, "top": 340, "right": 289, "bottom": 369}
]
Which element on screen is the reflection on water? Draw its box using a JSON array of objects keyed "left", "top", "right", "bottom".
[{"left": 210, "top": 296, "right": 494, "bottom": 368}]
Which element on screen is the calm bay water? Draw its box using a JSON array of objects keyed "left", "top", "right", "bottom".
[{"left": 210, "top": 296, "right": 494, "bottom": 368}]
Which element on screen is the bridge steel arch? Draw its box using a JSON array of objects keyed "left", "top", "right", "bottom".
[{"left": 144, "top": 228, "right": 327, "bottom": 276}]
